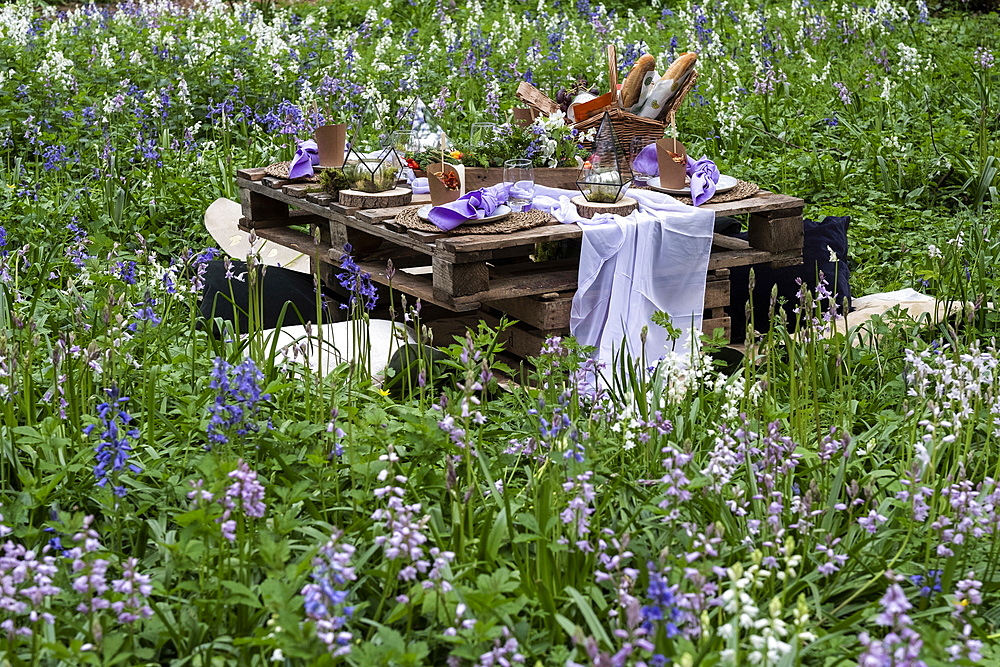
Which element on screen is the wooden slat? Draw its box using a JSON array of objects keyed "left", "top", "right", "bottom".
[
  {"left": 250, "top": 226, "right": 328, "bottom": 257},
  {"left": 239, "top": 211, "right": 324, "bottom": 231},
  {"left": 708, "top": 248, "right": 800, "bottom": 271},
  {"left": 236, "top": 167, "right": 268, "bottom": 181},
  {"left": 748, "top": 214, "right": 804, "bottom": 252},
  {"left": 282, "top": 183, "right": 323, "bottom": 198},
  {"left": 712, "top": 233, "right": 749, "bottom": 251},
  {"left": 432, "top": 256, "right": 490, "bottom": 299},
  {"left": 702, "top": 191, "right": 804, "bottom": 217},
  {"left": 486, "top": 293, "right": 574, "bottom": 331},
  {"left": 515, "top": 82, "right": 560, "bottom": 115},
  {"left": 447, "top": 268, "right": 580, "bottom": 308},
  {"left": 703, "top": 278, "right": 730, "bottom": 310},
  {"left": 436, "top": 222, "right": 580, "bottom": 253},
  {"left": 306, "top": 192, "right": 337, "bottom": 206}
]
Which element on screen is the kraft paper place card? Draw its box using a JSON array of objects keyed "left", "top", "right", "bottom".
[{"left": 656, "top": 138, "right": 688, "bottom": 190}]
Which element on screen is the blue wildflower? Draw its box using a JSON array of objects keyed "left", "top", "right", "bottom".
[
  {"left": 910, "top": 570, "right": 942, "bottom": 598},
  {"left": 66, "top": 219, "right": 93, "bottom": 268},
  {"left": 128, "top": 296, "right": 161, "bottom": 331},
  {"left": 641, "top": 564, "right": 681, "bottom": 639},
  {"left": 116, "top": 260, "right": 138, "bottom": 284},
  {"left": 83, "top": 387, "right": 142, "bottom": 497},
  {"left": 336, "top": 244, "right": 378, "bottom": 312},
  {"left": 206, "top": 357, "right": 271, "bottom": 447},
  {"left": 302, "top": 530, "right": 357, "bottom": 657}
]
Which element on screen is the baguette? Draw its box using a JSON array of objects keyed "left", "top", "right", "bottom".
[
  {"left": 619, "top": 54, "right": 656, "bottom": 108},
  {"left": 661, "top": 52, "right": 698, "bottom": 89}
]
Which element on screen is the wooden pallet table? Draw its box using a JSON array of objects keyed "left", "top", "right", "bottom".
[{"left": 235, "top": 167, "right": 804, "bottom": 358}]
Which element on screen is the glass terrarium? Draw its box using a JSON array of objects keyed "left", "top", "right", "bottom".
[
  {"left": 576, "top": 112, "right": 633, "bottom": 204},
  {"left": 341, "top": 102, "right": 404, "bottom": 193},
  {"left": 397, "top": 96, "right": 447, "bottom": 154}
]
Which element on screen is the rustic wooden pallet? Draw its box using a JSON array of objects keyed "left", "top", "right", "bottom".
[{"left": 237, "top": 170, "right": 805, "bottom": 348}]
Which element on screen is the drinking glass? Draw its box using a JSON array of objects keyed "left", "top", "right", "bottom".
[
  {"left": 630, "top": 136, "right": 656, "bottom": 184},
  {"left": 389, "top": 130, "right": 417, "bottom": 154},
  {"left": 503, "top": 159, "right": 535, "bottom": 212}
]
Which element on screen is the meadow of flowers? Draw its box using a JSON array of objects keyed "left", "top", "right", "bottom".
[{"left": 1, "top": 0, "right": 1000, "bottom": 664}]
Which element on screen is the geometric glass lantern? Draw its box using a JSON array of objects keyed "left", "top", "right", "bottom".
[
  {"left": 576, "top": 111, "right": 633, "bottom": 203},
  {"left": 398, "top": 96, "right": 449, "bottom": 154},
  {"left": 343, "top": 100, "right": 404, "bottom": 193}
]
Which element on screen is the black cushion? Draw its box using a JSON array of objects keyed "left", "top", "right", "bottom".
[
  {"left": 726, "top": 216, "right": 852, "bottom": 342},
  {"left": 198, "top": 260, "right": 341, "bottom": 335}
]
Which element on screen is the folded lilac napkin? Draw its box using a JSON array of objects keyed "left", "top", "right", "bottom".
[
  {"left": 428, "top": 183, "right": 509, "bottom": 231},
  {"left": 410, "top": 177, "right": 430, "bottom": 194},
  {"left": 631, "top": 142, "right": 659, "bottom": 179},
  {"left": 288, "top": 139, "right": 320, "bottom": 179},
  {"left": 686, "top": 155, "right": 720, "bottom": 206}
]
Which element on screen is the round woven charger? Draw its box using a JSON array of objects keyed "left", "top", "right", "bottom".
[
  {"left": 394, "top": 206, "right": 554, "bottom": 235},
  {"left": 264, "top": 161, "right": 317, "bottom": 182},
  {"left": 651, "top": 179, "right": 760, "bottom": 205}
]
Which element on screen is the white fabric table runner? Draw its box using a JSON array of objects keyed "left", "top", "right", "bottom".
[{"left": 531, "top": 185, "right": 716, "bottom": 367}]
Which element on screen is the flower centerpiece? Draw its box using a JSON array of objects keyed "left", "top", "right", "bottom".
[{"left": 408, "top": 112, "right": 595, "bottom": 191}]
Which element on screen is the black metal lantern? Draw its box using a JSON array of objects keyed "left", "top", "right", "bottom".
[{"left": 576, "top": 111, "right": 633, "bottom": 203}]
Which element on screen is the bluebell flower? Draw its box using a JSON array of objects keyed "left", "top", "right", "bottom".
[
  {"left": 116, "top": 260, "right": 137, "bottom": 284},
  {"left": 641, "top": 564, "right": 681, "bottom": 638},
  {"left": 910, "top": 570, "right": 942, "bottom": 597},
  {"left": 302, "top": 530, "right": 357, "bottom": 657},
  {"left": 206, "top": 357, "right": 271, "bottom": 447},
  {"left": 128, "top": 296, "right": 161, "bottom": 331},
  {"left": 84, "top": 387, "right": 142, "bottom": 497},
  {"left": 336, "top": 244, "right": 378, "bottom": 312}
]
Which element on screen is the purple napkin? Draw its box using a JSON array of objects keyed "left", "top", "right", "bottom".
[
  {"left": 428, "top": 183, "right": 509, "bottom": 231},
  {"left": 288, "top": 139, "right": 320, "bottom": 179},
  {"left": 631, "top": 142, "right": 659, "bottom": 179},
  {"left": 686, "top": 155, "right": 720, "bottom": 206}
]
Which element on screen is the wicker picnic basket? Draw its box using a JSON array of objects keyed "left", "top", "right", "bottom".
[{"left": 517, "top": 45, "right": 698, "bottom": 148}]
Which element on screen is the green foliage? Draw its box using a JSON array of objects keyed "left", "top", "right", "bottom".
[{"left": 3, "top": 0, "right": 1000, "bottom": 665}]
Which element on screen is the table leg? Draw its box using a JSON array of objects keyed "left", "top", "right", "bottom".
[{"left": 747, "top": 207, "right": 804, "bottom": 253}]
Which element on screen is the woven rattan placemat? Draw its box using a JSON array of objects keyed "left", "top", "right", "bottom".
[
  {"left": 642, "top": 179, "right": 759, "bottom": 205},
  {"left": 394, "top": 206, "right": 554, "bottom": 235},
  {"left": 264, "top": 161, "right": 318, "bottom": 182}
]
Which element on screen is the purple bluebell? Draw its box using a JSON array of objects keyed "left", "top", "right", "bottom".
[
  {"left": 83, "top": 387, "right": 142, "bottom": 497},
  {"left": 116, "top": 260, "right": 137, "bottom": 284},
  {"left": 206, "top": 357, "right": 271, "bottom": 447},
  {"left": 302, "top": 530, "right": 357, "bottom": 657},
  {"left": 336, "top": 244, "right": 378, "bottom": 311}
]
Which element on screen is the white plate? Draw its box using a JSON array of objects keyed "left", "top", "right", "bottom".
[
  {"left": 646, "top": 174, "right": 739, "bottom": 197},
  {"left": 417, "top": 204, "right": 512, "bottom": 225}
]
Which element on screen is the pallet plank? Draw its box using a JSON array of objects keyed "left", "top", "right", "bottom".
[
  {"left": 236, "top": 167, "right": 268, "bottom": 181},
  {"left": 708, "top": 248, "right": 800, "bottom": 271},
  {"left": 432, "top": 256, "right": 490, "bottom": 299},
  {"left": 486, "top": 293, "right": 574, "bottom": 331},
  {"left": 703, "top": 279, "right": 730, "bottom": 310},
  {"left": 748, "top": 214, "right": 804, "bottom": 252},
  {"left": 702, "top": 191, "right": 804, "bottom": 217}
]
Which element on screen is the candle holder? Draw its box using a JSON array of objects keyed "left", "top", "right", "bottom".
[
  {"left": 572, "top": 112, "right": 637, "bottom": 218},
  {"left": 336, "top": 101, "right": 413, "bottom": 208}
]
